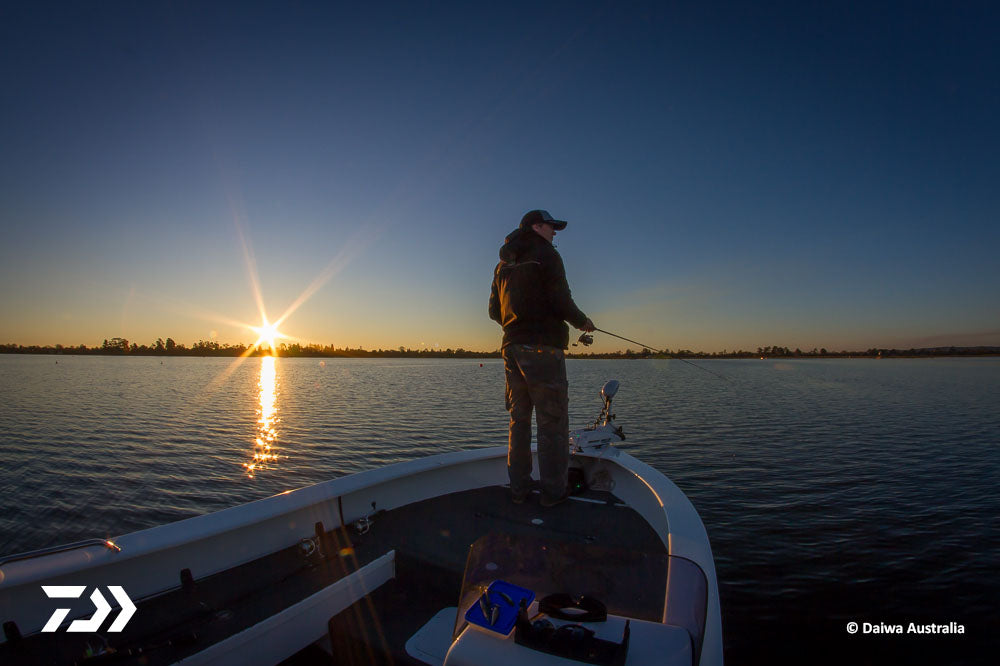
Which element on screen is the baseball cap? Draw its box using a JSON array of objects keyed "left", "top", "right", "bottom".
[{"left": 519, "top": 209, "right": 567, "bottom": 230}]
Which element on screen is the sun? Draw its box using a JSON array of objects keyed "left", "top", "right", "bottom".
[{"left": 250, "top": 318, "right": 286, "bottom": 352}]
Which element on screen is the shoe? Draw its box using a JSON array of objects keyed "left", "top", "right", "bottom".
[
  {"left": 540, "top": 490, "right": 571, "bottom": 508},
  {"left": 511, "top": 489, "right": 529, "bottom": 504}
]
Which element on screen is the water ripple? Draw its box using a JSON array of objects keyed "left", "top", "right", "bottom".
[{"left": 1, "top": 355, "right": 998, "bottom": 661}]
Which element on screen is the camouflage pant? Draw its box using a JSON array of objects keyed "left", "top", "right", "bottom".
[{"left": 502, "top": 344, "right": 569, "bottom": 501}]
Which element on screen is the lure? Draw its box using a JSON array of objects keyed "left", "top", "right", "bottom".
[{"left": 479, "top": 594, "right": 491, "bottom": 621}]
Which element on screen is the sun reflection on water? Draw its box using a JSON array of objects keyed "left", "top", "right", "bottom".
[{"left": 244, "top": 355, "right": 280, "bottom": 478}]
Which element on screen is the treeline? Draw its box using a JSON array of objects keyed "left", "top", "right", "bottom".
[
  {"left": 0, "top": 338, "right": 501, "bottom": 358},
  {"left": 0, "top": 337, "right": 255, "bottom": 357},
  {"left": 735, "top": 345, "right": 1000, "bottom": 359},
  {"left": 1, "top": 339, "right": 997, "bottom": 359},
  {"left": 570, "top": 345, "right": 1000, "bottom": 359}
]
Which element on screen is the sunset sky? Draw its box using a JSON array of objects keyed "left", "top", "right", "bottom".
[{"left": 2, "top": 2, "right": 998, "bottom": 354}]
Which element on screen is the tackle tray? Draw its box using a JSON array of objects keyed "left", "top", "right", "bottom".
[{"left": 464, "top": 580, "right": 534, "bottom": 636}]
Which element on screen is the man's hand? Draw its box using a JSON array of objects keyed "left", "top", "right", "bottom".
[{"left": 579, "top": 318, "right": 596, "bottom": 333}]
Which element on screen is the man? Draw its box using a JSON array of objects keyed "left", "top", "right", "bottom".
[{"left": 489, "top": 209, "right": 595, "bottom": 507}]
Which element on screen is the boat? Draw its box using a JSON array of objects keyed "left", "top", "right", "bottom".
[{"left": 0, "top": 380, "right": 723, "bottom": 665}]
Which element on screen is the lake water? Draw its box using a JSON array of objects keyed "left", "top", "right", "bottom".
[{"left": 1, "top": 355, "right": 997, "bottom": 663}]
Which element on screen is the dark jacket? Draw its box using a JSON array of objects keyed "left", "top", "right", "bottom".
[{"left": 489, "top": 228, "right": 588, "bottom": 349}]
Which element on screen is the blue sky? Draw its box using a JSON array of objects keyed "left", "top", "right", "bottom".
[{"left": 1, "top": 1, "right": 998, "bottom": 353}]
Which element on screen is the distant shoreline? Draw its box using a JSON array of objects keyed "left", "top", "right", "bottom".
[{"left": 2, "top": 343, "right": 998, "bottom": 360}]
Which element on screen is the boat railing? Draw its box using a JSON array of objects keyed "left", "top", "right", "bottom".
[{"left": 0, "top": 539, "right": 122, "bottom": 568}]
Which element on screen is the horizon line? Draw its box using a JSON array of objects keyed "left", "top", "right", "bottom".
[{"left": 2, "top": 341, "right": 999, "bottom": 359}]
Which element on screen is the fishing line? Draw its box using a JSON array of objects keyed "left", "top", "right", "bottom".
[{"left": 585, "top": 328, "right": 730, "bottom": 381}]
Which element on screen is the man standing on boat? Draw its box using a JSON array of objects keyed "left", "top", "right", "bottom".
[{"left": 489, "top": 209, "right": 595, "bottom": 507}]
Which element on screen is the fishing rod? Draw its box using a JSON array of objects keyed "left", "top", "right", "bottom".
[{"left": 576, "top": 328, "right": 730, "bottom": 381}]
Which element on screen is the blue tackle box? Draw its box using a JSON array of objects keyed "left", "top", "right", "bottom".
[{"left": 464, "top": 580, "right": 534, "bottom": 636}]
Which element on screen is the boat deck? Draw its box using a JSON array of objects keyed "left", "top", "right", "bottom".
[{"left": 1, "top": 484, "right": 667, "bottom": 665}]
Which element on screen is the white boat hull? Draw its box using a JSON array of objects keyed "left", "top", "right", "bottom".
[{"left": 1, "top": 444, "right": 723, "bottom": 665}]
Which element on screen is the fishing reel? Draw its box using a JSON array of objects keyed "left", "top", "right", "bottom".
[{"left": 572, "top": 333, "right": 593, "bottom": 347}]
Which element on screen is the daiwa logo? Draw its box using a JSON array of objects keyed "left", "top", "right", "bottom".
[{"left": 41, "top": 586, "right": 136, "bottom": 632}]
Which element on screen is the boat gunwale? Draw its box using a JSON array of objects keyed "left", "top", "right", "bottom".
[
  {"left": 0, "top": 445, "right": 510, "bottom": 588},
  {"left": 1, "top": 443, "right": 723, "bottom": 664}
]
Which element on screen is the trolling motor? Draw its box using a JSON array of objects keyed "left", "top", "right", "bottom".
[
  {"left": 570, "top": 380, "right": 626, "bottom": 454},
  {"left": 593, "top": 380, "right": 619, "bottom": 428}
]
